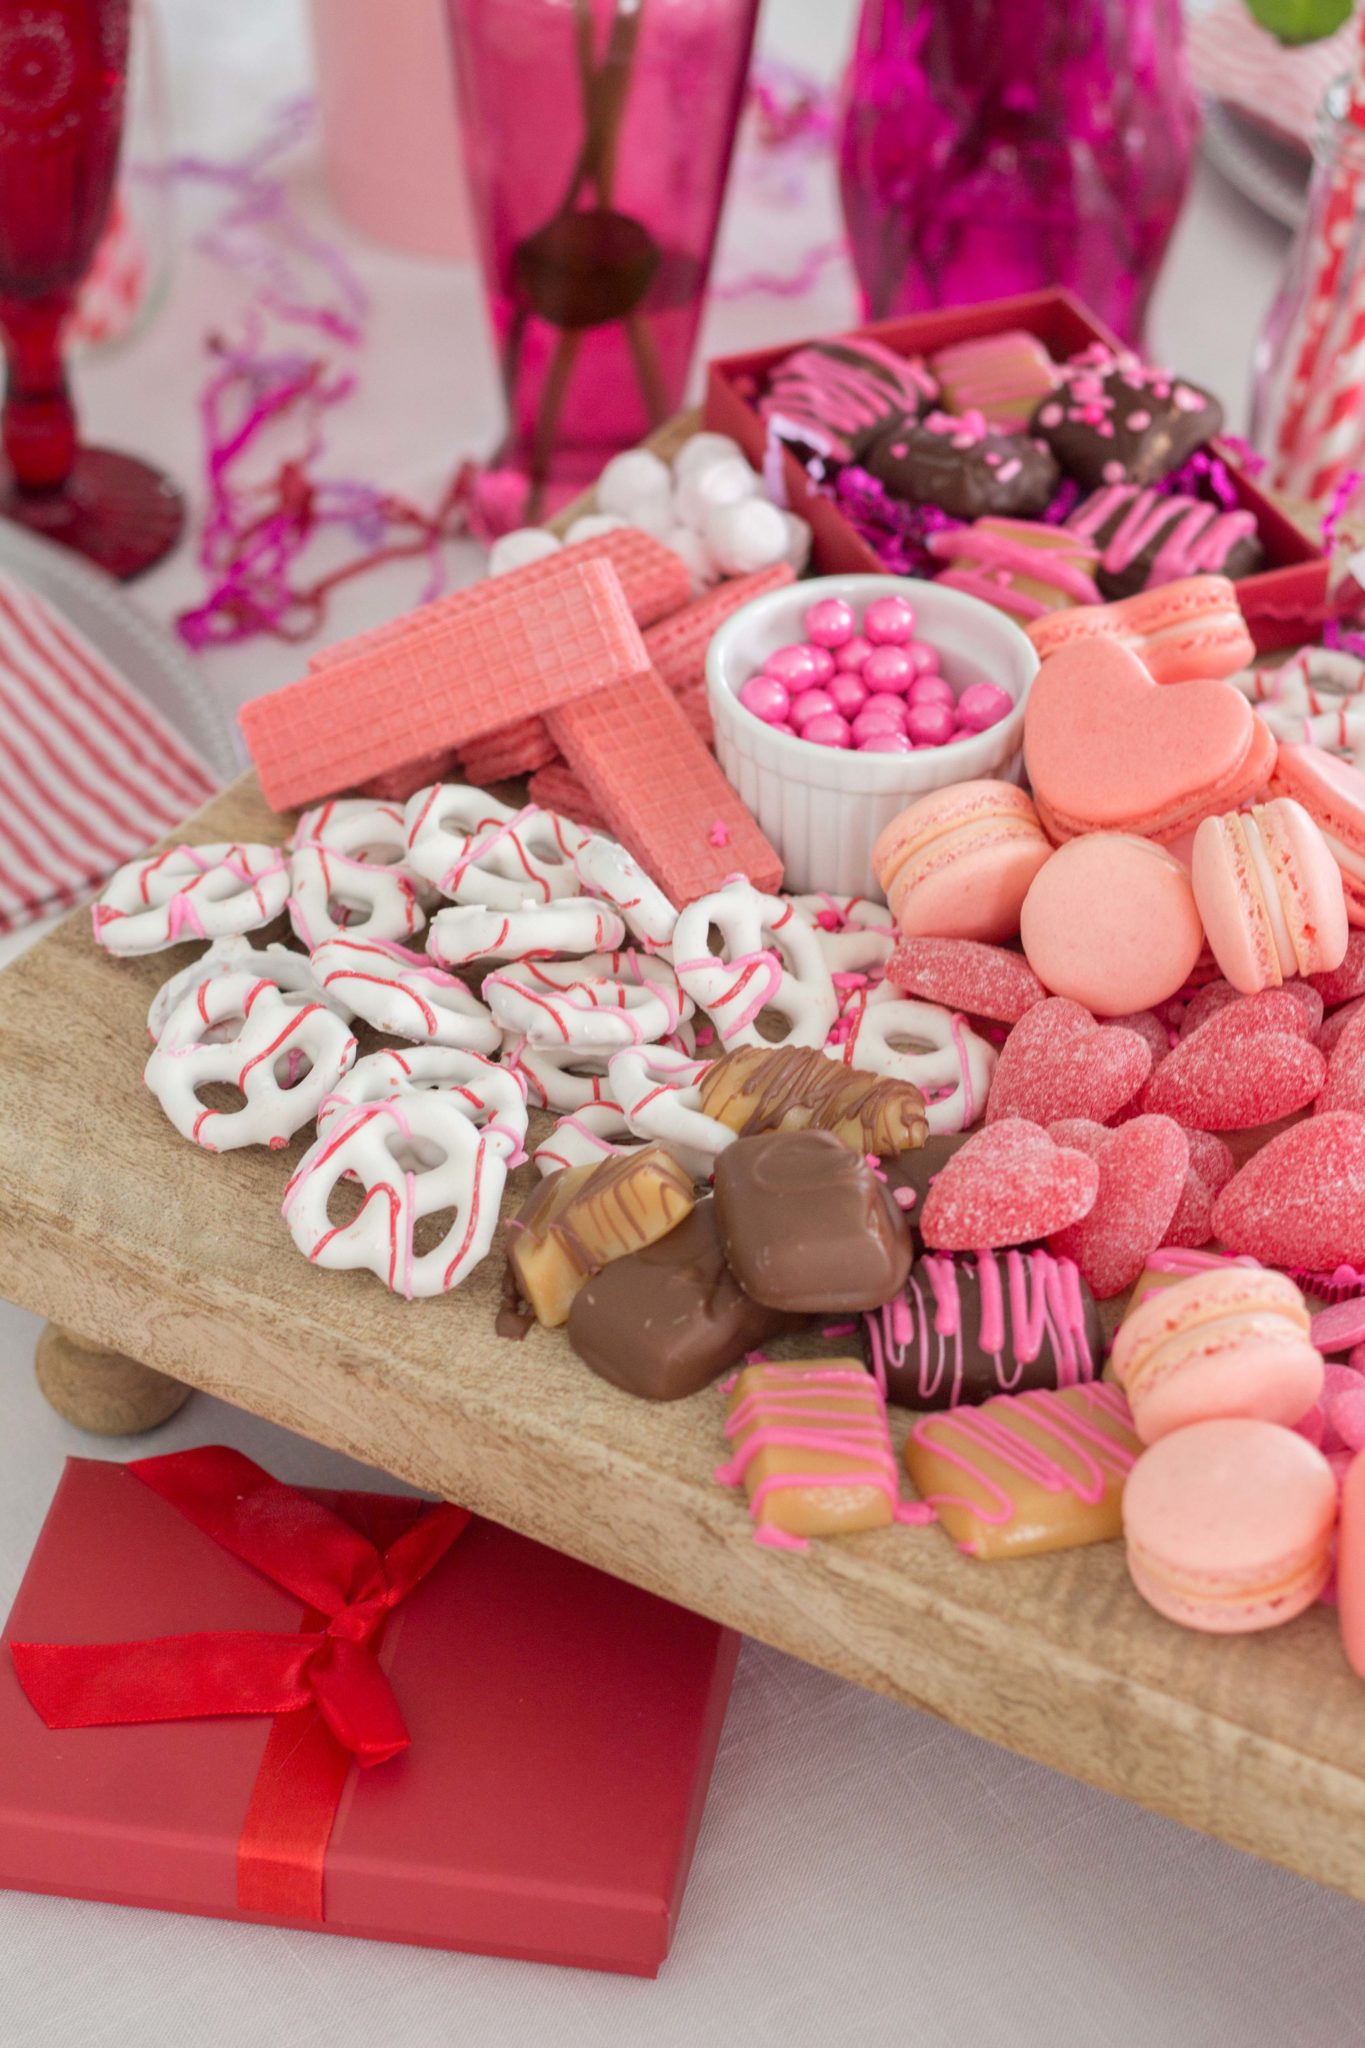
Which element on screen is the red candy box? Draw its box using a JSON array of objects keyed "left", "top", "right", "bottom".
[{"left": 0, "top": 1451, "right": 737, "bottom": 1976}]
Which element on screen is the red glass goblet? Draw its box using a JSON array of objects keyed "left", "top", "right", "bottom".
[{"left": 0, "top": 0, "right": 182, "bottom": 578}]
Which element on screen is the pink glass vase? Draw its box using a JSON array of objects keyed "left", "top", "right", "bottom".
[
  {"left": 446, "top": 0, "right": 759, "bottom": 517},
  {"left": 837, "top": 0, "right": 1200, "bottom": 346}
]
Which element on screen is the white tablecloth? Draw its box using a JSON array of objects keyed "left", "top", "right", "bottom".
[{"left": 5, "top": 4, "right": 1362, "bottom": 2043}]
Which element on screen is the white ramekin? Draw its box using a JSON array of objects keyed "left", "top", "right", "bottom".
[{"left": 706, "top": 573, "right": 1040, "bottom": 898}]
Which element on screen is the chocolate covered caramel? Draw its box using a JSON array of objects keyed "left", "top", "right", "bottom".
[
  {"left": 713, "top": 1129, "right": 913, "bottom": 1313},
  {"left": 698, "top": 1044, "right": 928, "bottom": 1156},
  {"left": 507, "top": 1144, "right": 695, "bottom": 1327}
]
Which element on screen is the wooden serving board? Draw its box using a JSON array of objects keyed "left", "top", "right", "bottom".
[{"left": 3, "top": 416, "right": 1364, "bottom": 1911}]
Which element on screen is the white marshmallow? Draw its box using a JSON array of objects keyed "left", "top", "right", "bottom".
[
  {"left": 564, "top": 512, "right": 628, "bottom": 544},
  {"left": 672, "top": 432, "right": 744, "bottom": 483},
  {"left": 781, "top": 510, "right": 813, "bottom": 575},
  {"left": 487, "top": 528, "right": 561, "bottom": 575},
  {"left": 703, "top": 497, "right": 790, "bottom": 576},
  {"left": 596, "top": 448, "right": 673, "bottom": 522},
  {"left": 664, "top": 524, "right": 718, "bottom": 594},
  {"left": 673, "top": 455, "right": 758, "bottom": 535}
]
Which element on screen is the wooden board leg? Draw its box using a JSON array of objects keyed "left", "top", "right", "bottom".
[{"left": 34, "top": 1325, "right": 191, "bottom": 1435}]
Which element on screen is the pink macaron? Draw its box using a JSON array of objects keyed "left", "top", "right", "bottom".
[
  {"left": 871, "top": 779, "right": 1053, "bottom": 944},
  {"left": 1110, "top": 1266, "right": 1323, "bottom": 1444},
  {"left": 1271, "top": 742, "right": 1365, "bottom": 928},
  {"left": 1191, "top": 796, "right": 1349, "bottom": 994},
  {"left": 1019, "top": 831, "right": 1204, "bottom": 1017},
  {"left": 1122, "top": 1417, "right": 1337, "bottom": 1633}
]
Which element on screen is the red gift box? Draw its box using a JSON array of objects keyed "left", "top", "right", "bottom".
[
  {"left": 0, "top": 1453, "right": 738, "bottom": 1976},
  {"left": 705, "top": 289, "right": 1328, "bottom": 654}
]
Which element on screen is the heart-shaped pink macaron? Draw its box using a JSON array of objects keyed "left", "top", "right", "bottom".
[
  {"left": 1319, "top": 1007, "right": 1365, "bottom": 1116},
  {"left": 1046, "top": 1115, "right": 1188, "bottom": 1298},
  {"left": 986, "top": 997, "right": 1152, "bottom": 1126},
  {"left": 1022, "top": 639, "right": 1257, "bottom": 841},
  {"left": 919, "top": 1116, "right": 1100, "bottom": 1249},
  {"left": 1212, "top": 1111, "right": 1365, "bottom": 1268}
]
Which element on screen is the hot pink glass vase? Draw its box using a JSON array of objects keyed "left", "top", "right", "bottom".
[
  {"left": 447, "top": 0, "right": 759, "bottom": 517},
  {"left": 837, "top": 0, "right": 1200, "bottom": 346}
]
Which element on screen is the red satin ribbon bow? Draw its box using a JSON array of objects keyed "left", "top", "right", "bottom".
[{"left": 10, "top": 1446, "right": 470, "bottom": 1920}]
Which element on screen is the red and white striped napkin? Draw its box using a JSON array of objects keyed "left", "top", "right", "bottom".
[
  {"left": 0, "top": 569, "right": 218, "bottom": 936},
  {"left": 1187, "top": 2, "right": 1359, "bottom": 151}
]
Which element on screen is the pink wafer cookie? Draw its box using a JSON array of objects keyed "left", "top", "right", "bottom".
[
  {"left": 547, "top": 668, "right": 782, "bottom": 906},
  {"left": 241, "top": 559, "right": 650, "bottom": 811},
  {"left": 307, "top": 528, "right": 692, "bottom": 674},
  {"left": 460, "top": 718, "right": 561, "bottom": 785},
  {"left": 643, "top": 565, "right": 795, "bottom": 695},
  {"left": 527, "top": 763, "right": 609, "bottom": 832}
]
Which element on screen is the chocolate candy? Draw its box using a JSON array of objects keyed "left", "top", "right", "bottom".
[
  {"left": 862, "top": 1248, "right": 1102, "bottom": 1410},
  {"left": 718, "top": 1358, "right": 906, "bottom": 1545},
  {"left": 566, "top": 1199, "right": 793, "bottom": 1401},
  {"left": 760, "top": 338, "right": 938, "bottom": 465},
  {"left": 880, "top": 1131, "right": 973, "bottom": 1238},
  {"left": 1066, "top": 484, "right": 1262, "bottom": 600},
  {"left": 697, "top": 1044, "right": 928, "bottom": 1156},
  {"left": 507, "top": 1143, "right": 695, "bottom": 1327},
  {"left": 905, "top": 1383, "right": 1142, "bottom": 1558},
  {"left": 713, "top": 1129, "right": 913, "bottom": 1313},
  {"left": 862, "top": 408, "right": 1059, "bottom": 522},
  {"left": 1031, "top": 351, "right": 1223, "bottom": 490}
]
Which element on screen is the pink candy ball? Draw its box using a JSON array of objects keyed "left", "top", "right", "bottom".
[
  {"left": 956, "top": 681, "right": 1014, "bottom": 732},
  {"left": 908, "top": 672, "right": 956, "bottom": 710},
  {"left": 851, "top": 709, "right": 904, "bottom": 746},
  {"left": 770, "top": 721, "right": 798, "bottom": 738},
  {"left": 904, "top": 640, "right": 940, "bottom": 675},
  {"left": 790, "top": 686, "right": 836, "bottom": 728},
  {"left": 803, "top": 597, "right": 856, "bottom": 649},
  {"left": 862, "top": 646, "right": 916, "bottom": 695},
  {"left": 834, "top": 635, "right": 874, "bottom": 672},
  {"left": 765, "top": 643, "right": 826, "bottom": 688},
  {"left": 863, "top": 595, "right": 917, "bottom": 645},
  {"left": 802, "top": 713, "right": 853, "bottom": 748},
  {"left": 739, "top": 673, "right": 790, "bottom": 724},
  {"left": 905, "top": 700, "right": 957, "bottom": 746},
  {"left": 862, "top": 692, "right": 909, "bottom": 728},
  {"left": 858, "top": 730, "right": 915, "bottom": 754},
  {"left": 828, "top": 673, "right": 869, "bottom": 718}
]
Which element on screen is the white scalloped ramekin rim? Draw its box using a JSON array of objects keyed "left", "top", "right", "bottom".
[{"left": 706, "top": 573, "right": 1040, "bottom": 897}]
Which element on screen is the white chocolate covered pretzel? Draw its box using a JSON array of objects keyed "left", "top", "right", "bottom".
[
  {"left": 93, "top": 843, "right": 290, "bottom": 956},
  {"left": 147, "top": 935, "right": 342, "bottom": 1042},
  {"left": 316, "top": 1044, "right": 527, "bottom": 1163},
  {"left": 282, "top": 1091, "right": 511, "bottom": 1298},
  {"left": 532, "top": 1105, "right": 652, "bottom": 1177},
  {"left": 835, "top": 987, "right": 995, "bottom": 1135},
  {"left": 671, "top": 881, "right": 837, "bottom": 1051},
  {"left": 287, "top": 845, "right": 426, "bottom": 951},
  {"left": 503, "top": 1038, "right": 625, "bottom": 1121},
  {"left": 427, "top": 896, "right": 625, "bottom": 969},
  {"left": 404, "top": 785, "right": 586, "bottom": 905},
  {"left": 571, "top": 834, "right": 678, "bottom": 949},
  {"left": 309, "top": 935, "right": 500, "bottom": 1051},
  {"left": 144, "top": 973, "right": 357, "bottom": 1151},
  {"left": 484, "top": 950, "right": 691, "bottom": 1050},
  {"left": 608, "top": 1042, "right": 733, "bottom": 1179},
  {"left": 786, "top": 892, "right": 897, "bottom": 976},
  {"left": 290, "top": 796, "right": 408, "bottom": 863}
]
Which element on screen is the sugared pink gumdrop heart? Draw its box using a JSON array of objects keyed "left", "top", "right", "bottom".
[
  {"left": 1309, "top": 930, "right": 1365, "bottom": 1007},
  {"left": 1046, "top": 1115, "right": 1188, "bottom": 1298},
  {"left": 1105, "top": 1010, "right": 1171, "bottom": 1066},
  {"left": 1140, "top": 999, "right": 1327, "bottom": 1129},
  {"left": 885, "top": 937, "right": 1047, "bottom": 1025},
  {"left": 1325, "top": 1363, "right": 1365, "bottom": 1453},
  {"left": 986, "top": 998, "right": 1152, "bottom": 1127},
  {"left": 1212, "top": 1111, "right": 1365, "bottom": 1268},
  {"left": 1322, "top": 997, "right": 1365, "bottom": 1055},
  {"left": 1318, "top": 1007, "right": 1365, "bottom": 1117},
  {"left": 919, "top": 1117, "right": 1100, "bottom": 1250},
  {"left": 1163, "top": 1126, "right": 1236, "bottom": 1249},
  {"left": 1179, "top": 985, "right": 1319, "bottom": 1044}
]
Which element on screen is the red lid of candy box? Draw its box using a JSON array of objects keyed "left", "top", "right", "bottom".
[
  {"left": 705, "top": 288, "right": 1326, "bottom": 654},
  {"left": 0, "top": 1455, "right": 737, "bottom": 1976}
]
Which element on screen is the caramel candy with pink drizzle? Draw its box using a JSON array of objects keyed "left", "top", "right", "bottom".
[
  {"left": 904, "top": 1383, "right": 1141, "bottom": 1560},
  {"left": 717, "top": 1359, "right": 914, "bottom": 1549},
  {"left": 507, "top": 1143, "right": 695, "bottom": 1327},
  {"left": 697, "top": 1044, "right": 928, "bottom": 1156}
]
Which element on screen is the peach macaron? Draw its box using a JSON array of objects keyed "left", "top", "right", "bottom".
[
  {"left": 1110, "top": 1265, "right": 1323, "bottom": 1444},
  {"left": 1122, "top": 1417, "right": 1337, "bottom": 1633},
  {"left": 1191, "top": 796, "right": 1349, "bottom": 994},
  {"left": 1270, "top": 742, "right": 1365, "bottom": 928},
  {"left": 1018, "top": 831, "right": 1204, "bottom": 1016},
  {"left": 871, "top": 779, "right": 1051, "bottom": 943}
]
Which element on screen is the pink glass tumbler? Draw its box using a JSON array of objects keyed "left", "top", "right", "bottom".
[
  {"left": 837, "top": 0, "right": 1200, "bottom": 346},
  {"left": 446, "top": 0, "right": 759, "bottom": 517}
]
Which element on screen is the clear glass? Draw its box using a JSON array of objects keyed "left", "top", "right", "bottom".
[
  {"left": 1251, "top": 78, "right": 1365, "bottom": 504},
  {"left": 447, "top": 0, "right": 760, "bottom": 517},
  {"left": 836, "top": 0, "right": 1200, "bottom": 345}
]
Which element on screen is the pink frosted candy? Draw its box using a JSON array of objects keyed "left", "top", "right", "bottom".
[
  {"left": 987, "top": 997, "right": 1153, "bottom": 1127},
  {"left": 863, "top": 594, "right": 917, "bottom": 645},
  {"left": 905, "top": 700, "right": 957, "bottom": 745},
  {"left": 1180, "top": 980, "right": 1320, "bottom": 1043},
  {"left": 1163, "top": 1125, "right": 1236, "bottom": 1248},
  {"left": 790, "top": 686, "right": 836, "bottom": 728},
  {"left": 920, "top": 1117, "right": 1100, "bottom": 1250},
  {"left": 804, "top": 596, "right": 856, "bottom": 649},
  {"left": 1312, "top": 1295, "right": 1365, "bottom": 1355},
  {"left": 858, "top": 731, "right": 915, "bottom": 754},
  {"left": 1309, "top": 930, "right": 1365, "bottom": 1007},
  {"left": 834, "top": 635, "right": 874, "bottom": 671},
  {"left": 905, "top": 640, "right": 940, "bottom": 675},
  {"left": 828, "top": 673, "right": 869, "bottom": 718},
  {"left": 886, "top": 935, "right": 1047, "bottom": 1023},
  {"left": 862, "top": 646, "right": 916, "bottom": 696},
  {"left": 765, "top": 643, "right": 827, "bottom": 688},
  {"left": 1212, "top": 1112, "right": 1365, "bottom": 1269},
  {"left": 861, "top": 691, "right": 909, "bottom": 728},
  {"left": 955, "top": 681, "right": 1013, "bottom": 732},
  {"left": 1318, "top": 1006, "right": 1365, "bottom": 1116},
  {"left": 801, "top": 712, "right": 853, "bottom": 748},
  {"left": 1104, "top": 1010, "right": 1171, "bottom": 1065},
  {"left": 1141, "top": 1002, "right": 1327, "bottom": 1129},
  {"left": 907, "top": 672, "right": 956, "bottom": 709},
  {"left": 739, "top": 673, "right": 790, "bottom": 724},
  {"left": 1046, "top": 1115, "right": 1188, "bottom": 1299},
  {"left": 1322, "top": 996, "right": 1365, "bottom": 1056}
]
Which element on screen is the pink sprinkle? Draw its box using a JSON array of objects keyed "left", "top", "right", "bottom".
[
  {"left": 695, "top": 1022, "right": 716, "bottom": 1046},
  {"left": 742, "top": 1348, "right": 771, "bottom": 1366},
  {"left": 708, "top": 819, "right": 730, "bottom": 847},
  {"left": 892, "top": 1186, "right": 917, "bottom": 1209},
  {"left": 822, "top": 1320, "right": 858, "bottom": 1337}
]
